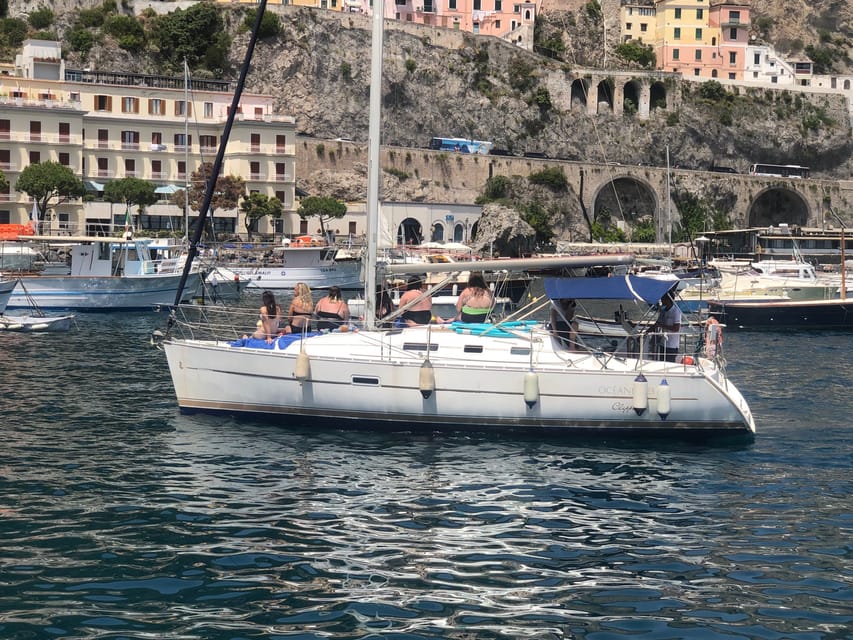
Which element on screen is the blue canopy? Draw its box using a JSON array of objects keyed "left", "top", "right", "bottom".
[{"left": 544, "top": 275, "right": 678, "bottom": 304}]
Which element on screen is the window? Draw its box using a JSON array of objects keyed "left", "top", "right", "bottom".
[
  {"left": 250, "top": 133, "right": 261, "bottom": 152},
  {"left": 249, "top": 161, "right": 261, "bottom": 180},
  {"left": 672, "top": 48, "right": 680, "bottom": 60},
  {"left": 495, "top": 19, "right": 500, "bottom": 29},
  {"left": 276, "top": 134, "right": 287, "bottom": 153},
  {"left": 204, "top": 102, "right": 213, "bottom": 118},
  {"left": 275, "top": 162, "right": 287, "bottom": 181},
  {"left": 174, "top": 133, "right": 191, "bottom": 149},
  {"left": 694, "top": 68, "right": 700, "bottom": 76},
  {"left": 199, "top": 135, "right": 217, "bottom": 151},
  {"left": 754, "top": 53, "right": 760, "bottom": 65},
  {"left": 124, "top": 158, "right": 136, "bottom": 177},
  {"left": 695, "top": 28, "right": 702, "bottom": 39},
  {"left": 729, "top": 27, "right": 737, "bottom": 39},
  {"left": 29, "top": 121, "right": 41, "bottom": 142},
  {"left": 175, "top": 101, "right": 192, "bottom": 117},
  {"left": 59, "top": 122, "right": 70, "bottom": 143},
  {"left": 674, "top": 8, "right": 681, "bottom": 18},
  {"left": 121, "top": 130, "right": 140, "bottom": 150},
  {"left": 729, "top": 51, "right": 737, "bottom": 64},
  {"left": 275, "top": 190, "right": 286, "bottom": 204},
  {"left": 626, "top": 22, "right": 633, "bottom": 31},
  {"left": 122, "top": 97, "right": 139, "bottom": 114},
  {"left": 149, "top": 99, "right": 164, "bottom": 115},
  {"left": 151, "top": 159, "right": 162, "bottom": 178},
  {"left": 730, "top": 11, "right": 740, "bottom": 22},
  {"left": 448, "top": 0, "right": 456, "bottom": 8},
  {"left": 696, "top": 8, "right": 703, "bottom": 19},
  {"left": 640, "top": 23, "right": 647, "bottom": 32},
  {"left": 97, "top": 157, "right": 109, "bottom": 177},
  {"left": 97, "top": 129, "right": 109, "bottom": 149},
  {"left": 0, "top": 149, "right": 10, "bottom": 170},
  {"left": 695, "top": 49, "right": 702, "bottom": 61},
  {"left": 94, "top": 95, "right": 112, "bottom": 111},
  {"left": 0, "top": 119, "right": 9, "bottom": 140},
  {"left": 494, "top": 0, "right": 501, "bottom": 9},
  {"left": 673, "top": 27, "right": 681, "bottom": 39},
  {"left": 177, "top": 161, "right": 186, "bottom": 179},
  {"left": 729, "top": 73, "right": 737, "bottom": 80},
  {"left": 473, "top": 0, "right": 480, "bottom": 9}
]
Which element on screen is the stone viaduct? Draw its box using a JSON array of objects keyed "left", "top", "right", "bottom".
[{"left": 297, "top": 137, "right": 853, "bottom": 242}]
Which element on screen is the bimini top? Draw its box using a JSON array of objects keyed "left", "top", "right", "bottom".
[{"left": 544, "top": 275, "right": 678, "bottom": 304}]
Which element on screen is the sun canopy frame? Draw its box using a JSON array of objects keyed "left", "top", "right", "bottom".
[{"left": 544, "top": 275, "right": 677, "bottom": 304}]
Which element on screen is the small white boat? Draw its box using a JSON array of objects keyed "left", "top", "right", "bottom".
[
  {"left": 0, "top": 313, "right": 76, "bottom": 332},
  {"left": 0, "top": 277, "right": 16, "bottom": 313},
  {"left": 5, "top": 235, "right": 203, "bottom": 311}
]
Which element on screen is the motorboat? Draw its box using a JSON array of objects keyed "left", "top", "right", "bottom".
[
  {"left": 228, "top": 244, "right": 363, "bottom": 291},
  {"left": 157, "top": 8, "right": 755, "bottom": 440},
  {"left": 6, "top": 235, "right": 202, "bottom": 311}
]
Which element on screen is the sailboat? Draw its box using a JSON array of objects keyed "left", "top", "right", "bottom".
[{"left": 159, "top": 5, "right": 756, "bottom": 438}]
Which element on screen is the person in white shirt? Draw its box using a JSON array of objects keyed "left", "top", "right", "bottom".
[{"left": 651, "top": 290, "right": 682, "bottom": 362}]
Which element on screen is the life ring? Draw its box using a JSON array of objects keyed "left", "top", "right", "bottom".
[{"left": 705, "top": 317, "right": 723, "bottom": 358}]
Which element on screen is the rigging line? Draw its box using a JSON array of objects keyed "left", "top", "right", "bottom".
[{"left": 173, "top": 0, "right": 269, "bottom": 306}]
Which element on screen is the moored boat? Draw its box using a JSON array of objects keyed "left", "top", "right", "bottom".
[
  {"left": 5, "top": 235, "right": 202, "bottom": 311},
  {"left": 229, "top": 244, "right": 363, "bottom": 291},
  {"left": 708, "top": 297, "right": 853, "bottom": 330}
]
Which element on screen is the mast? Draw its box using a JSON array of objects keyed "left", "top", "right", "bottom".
[
  {"left": 363, "top": 1, "right": 384, "bottom": 329},
  {"left": 173, "top": 0, "right": 268, "bottom": 305},
  {"left": 183, "top": 59, "right": 190, "bottom": 242}
]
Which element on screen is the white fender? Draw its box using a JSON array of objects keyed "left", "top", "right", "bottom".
[
  {"left": 295, "top": 350, "right": 311, "bottom": 381},
  {"left": 419, "top": 360, "right": 435, "bottom": 399},
  {"left": 657, "top": 378, "right": 671, "bottom": 419},
  {"left": 523, "top": 370, "right": 540, "bottom": 408},
  {"left": 633, "top": 373, "right": 648, "bottom": 416}
]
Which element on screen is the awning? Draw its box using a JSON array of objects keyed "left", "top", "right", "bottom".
[
  {"left": 84, "top": 180, "right": 105, "bottom": 191},
  {"left": 544, "top": 275, "right": 678, "bottom": 304},
  {"left": 155, "top": 184, "right": 182, "bottom": 194}
]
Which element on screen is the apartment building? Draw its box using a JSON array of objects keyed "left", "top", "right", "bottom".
[{"left": 1, "top": 40, "right": 297, "bottom": 238}]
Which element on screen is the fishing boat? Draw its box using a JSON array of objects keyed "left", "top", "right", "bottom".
[
  {"left": 5, "top": 235, "right": 202, "bottom": 311},
  {"left": 157, "top": 4, "right": 755, "bottom": 439},
  {"left": 229, "top": 244, "right": 363, "bottom": 291}
]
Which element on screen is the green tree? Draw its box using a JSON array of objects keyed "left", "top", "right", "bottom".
[
  {"left": 520, "top": 202, "right": 555, "bottom": 245},
  {"left": 102, "top": 14, "right": 145, "bottom": 51},
  {"left": 27, "top": 7, "right": 53, "bottom": 30},
  {"left": 0, "top": 18, "right": 28, "bottom": 49},
  {"left": 297, "top": 196, "right": 346, "bottom": 239},
  {"left": 240, "top": 192, "right": 284, "bottom": 240},
  {"left": 187, "top": 162, "right": 246, "bottom": 214},
  {"left": 15, "top": 162, "right": 85, "bottom": 223},
  {"left": 150, "top": 3, "right": 225, "bottom": 73},
  {"left": 104, "top": 177, "right": 158, "bottom": 230},
  {"left": 242, "top": 8, "right": 280, "bottom": 38},
  {"left": 615, "top": 41, "right": 656, "bottom": 68}
]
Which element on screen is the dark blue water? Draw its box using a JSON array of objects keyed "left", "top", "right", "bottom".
[{"left": 1, "top": 312, "right": 851, "bottom": 639}]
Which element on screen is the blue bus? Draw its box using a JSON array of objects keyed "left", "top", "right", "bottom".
[{"left": 428, "top": 137, "right": 493, "bottom": 155}]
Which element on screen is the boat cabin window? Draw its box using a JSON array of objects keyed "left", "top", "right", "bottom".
[
  {"left": 403, "top": 343, "right": 438, "bottom": 352},
  {"left": 352, "top": 376, "right": 380, "bottom": 386},
  {"left": 510, "top": 346, "right": 531, "bottom": 356},
  {"left": 464, "top": 345, "right": 483, "bottom": 353}
]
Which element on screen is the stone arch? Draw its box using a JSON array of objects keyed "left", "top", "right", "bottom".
[
  {"left": 747, "top": 187, "right": 810, "bottom": 228},
  {"left": 649, "top": 81, "right": 667, "bottom": 111},
  {"left": 398, "top": 217, "right": 423, "bottom": 245},
  {"left": 596, "top": 78, "right": 615, "bottom": 114},
  {"left": 623, "top": 80, "right": 642, "bottom": 116},
  {"left": 570, "top": 78, "right": 590, "bottom": 112},
  {"left": 591, "top": 176, "right": 660, "bottom": 237}
]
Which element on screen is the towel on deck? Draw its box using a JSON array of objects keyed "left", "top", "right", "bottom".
[{"left": 229, "top": 333, "right": 321, "bottom": 349}]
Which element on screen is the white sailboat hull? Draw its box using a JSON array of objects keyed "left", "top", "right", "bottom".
[
  {"left": 164, "top": 326, "right": 755, "bottom": 436},
  {"left": 9, "top": 272, "right": 202, "bottom": 310},
  {"left": 0, "top": 278, "right": 15, "bottom": 313},
  {"left": 233, "top": 264, "right": 362, "bottom": 290}
]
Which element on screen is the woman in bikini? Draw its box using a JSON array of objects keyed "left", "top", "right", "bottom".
[
  {"left": 398, "top": 276, "right": 436, "bottom": 326},
  {"left": 314, "top": 286, "right": 350, "bottom": 331},
  {"left": 286, "top": 282, "right": 314, "bottom": 334},
  {"left": 455, "top": 272, "right": 494, "bottom": 323},
  {"left": 253, "top": 290, "right": 283, "bottom": 343}
]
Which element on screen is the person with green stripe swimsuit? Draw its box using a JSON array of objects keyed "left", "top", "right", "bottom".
[{"left": 455, "top": 272, "right": 494, "bottom": 323}]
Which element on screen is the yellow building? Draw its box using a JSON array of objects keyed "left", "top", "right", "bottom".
[{"left": 1, "top": 40, "right": 298, "bottom": 239}]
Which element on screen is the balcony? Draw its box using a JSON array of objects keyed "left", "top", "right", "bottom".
[
  {"left": 250, "top": 145, "right": 261, "bottom": 153},
  {"left": 274, "top": 174, "right": 290, "bottom": 182},
  {"left": 29, "top": 134, "right": 42, "bottom": 142},
  {"left": 121, "top": 142, "right": 140, "bottom": 151},
  {"left": 97, "top": 141, "right": 110, "bottom": 149},
  {"left": 0, "top": 162, "right": 15, "bottom": 171},
  {"left": 96, "top": 170, "right": 114, "bottom": 178},
  {"left": 249, "top": 173, "right": 264, "bottom": 181}
]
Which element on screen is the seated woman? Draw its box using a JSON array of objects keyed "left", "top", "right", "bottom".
[
  {"left": 287, "top": 282, "right": 315, "bottom": 334},
  {"left": 398, "top": 276, "right": 436, "bottom": 326},
  {"left": 550, "top": 298, "right": 579, "bottom": 350},
  {"left": 375, "top": 285, "right": 394, "bottom": 329},
  {"left": 455, "top": 272, "right": 494, "bottom": 323},
  {"left": 253, "top": 290, "right": 283, "bottom": 343},
  {"left": 314, "top": 285, "right": 350, "bottom": 331}
]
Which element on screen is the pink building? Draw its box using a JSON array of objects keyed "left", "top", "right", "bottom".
[
  {"left": 387, "top": 0, "right": 540, "bottom": 49},
  {"left": 708, "top": 0, "right": 750, "bottom": 80}
]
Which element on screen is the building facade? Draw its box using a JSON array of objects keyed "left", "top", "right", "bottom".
[{"left": 1, "top": 40, "right": 298, "bottom": 239}]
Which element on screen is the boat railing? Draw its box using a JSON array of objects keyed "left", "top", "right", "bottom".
[{"left": 167, "top": 304, "right": 263, "bottom": 343}]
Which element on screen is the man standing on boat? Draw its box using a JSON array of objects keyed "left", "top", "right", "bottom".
[{"left": 651, "top": 289, "right": 682, "bottom": 362}]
